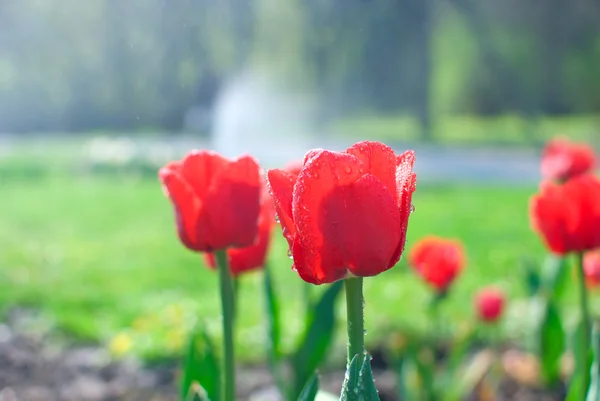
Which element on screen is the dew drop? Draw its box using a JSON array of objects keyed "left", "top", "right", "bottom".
[
  {"left": 363, "top": 329, "right": 368, "bottom": 336},
  {"left": 344, "top": 165, "right": 352, "bottom": 174},
  {"left": 274, "top": 214, "right": 280, "bottom": 223},
  {"left": 287, "top": 249, "right": 293, "bottom": 259},
  {"left": 410, "top": 204, "right": 415, "bottom": 213}
]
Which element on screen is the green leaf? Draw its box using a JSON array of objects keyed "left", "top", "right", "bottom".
[
  {"left": 539, "top": 301, "right": 565, "bottom": 385},
  {"left": 359, "top": 354, "right": 381, "bottom": 401},
  {"left": 263, "top": 264, "right": 288, "bottom": 398},
  {"left": 586, "top": 323, "right": 600, "bottom": 401},
  {"left": 340, "top": 354, "right": 361, "bottom": 401},
  {"left": 291, "top": 281, "right": 343, "bottom": 398},
  {"left": 567, "top": 318, "right": 593, "bottom": 401},
  {"left": 522, "top": 257, "right": 542, "bottom": 296},
  {"left": 395, "top": 353, "right": 417, "bottom": 401},
  {"left": 340, "top": 354, "right": 381, "bottom": 400},
  {"left": 297, "top": 373, "right": 319, "bottom": 401},
  {"left": 181, "top": 323, "right": 220, "bottom": 401},
  {"left": 541, "top": 255, "right": 569, "bottom": 301}
]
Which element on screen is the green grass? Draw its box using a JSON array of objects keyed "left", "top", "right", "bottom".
[
  {"left": 331, "top": 114, "right": 600, "bottom": 147},
  {"left": 0, "top": 172, "right": 559, "bottom": 361}
]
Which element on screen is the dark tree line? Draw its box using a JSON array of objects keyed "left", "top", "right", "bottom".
[{"left": 0, "top": 0, "right": 599, "bottom": 137}]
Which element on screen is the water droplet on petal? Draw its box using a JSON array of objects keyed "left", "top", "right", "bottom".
[
  {"left": 274, "top": 214, "right": 280, "bottom": 223},
  {"left": 344, "top": 165, "right": 352, "bottom": 174},
  {"left": 287, "top": 249, "right": 293, "bottom": 259},
  {"left": 410, "top": 204, "right": 415, "bottom": 213}
]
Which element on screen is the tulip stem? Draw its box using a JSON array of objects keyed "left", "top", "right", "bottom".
[
  {"left": 344, "top": 277, "right": 365, "bottom": 364},
  {"left": 215, "top": 249, "right": 235, "bottom": 401},
  {"left": 576, "top": 252, "right": 591, "bottom": 346}
]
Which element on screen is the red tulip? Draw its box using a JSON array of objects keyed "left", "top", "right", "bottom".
[
  {"left": 159, "top": 150, "right": 262, "bottom": 252},
  {"left": 408, "top": 236, "right": 465, "bottom": 292},
  {"left": 475, "top": 287, "right": 505, "bottom": 323},
  {"left": 584, "top": 250, "right": 600, "bottom": 288},
  {"left": 541, "top": 136, "right": 596, "bottom": 182},
  {"left": 530, "top": 174, "right": 600, "bottom": 255},
  {"left": 267, "top": 141, "right": 417, "bottom": 284},
  {"left": 205, "top": 188, "right": 275, "bottom": 276}
]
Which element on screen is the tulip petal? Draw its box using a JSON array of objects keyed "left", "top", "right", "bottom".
[
  {"left": 267, "top": 169, "right": 297, "bottom": 248},
  {"left": 201, "top": 155, "right": 262, "bottom": 250},
  {"left": 346, "top": 141, "right": 397, "bottom": 201},
  {"left": 530, "top": 184, "right": 570, "bottom": 254},
  {"left": 181, "top": 150, "right": 228, "bottom": 199},
  {"left": 159, "top": 167, "right": 203, "bottom": 251},
  {"left": 389, "top": 150, "right": 417, "bottom": 266}
]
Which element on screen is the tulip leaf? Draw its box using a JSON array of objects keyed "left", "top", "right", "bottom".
[
  {"left": 395, "top": 353, "right": 418, "bottom": 401},
  {"left": 359, "top": 354, "right": 381, "bottom": 400},
  {"left": 291, "top": 281, "right": 343, "bottom": 398},
  {"left": 567, "top": 318, "right": 593, "bottom": 401},
  {"left": 340, "top": 354, "right": 361, "bottom": 401},
  {"left": 539, "top": 301, "right": 565, "bottom": 385},
  {"left": 522, "top": 257, "right": 542, "bottom": 296},
  {"left": 339, "top": 354, "right": 381, "bottom": 400},
  {"left": 541, "top": 255, "right": 568, "bottom": 301},
  {"left": 181, "top": 323, "right": 220, "bottom": 401},
  {"left": 297, "top": 373, "right": 319, "bottom": 401},
  {"left": 586, "top": 323, "right": 600, "bottom": 401}
]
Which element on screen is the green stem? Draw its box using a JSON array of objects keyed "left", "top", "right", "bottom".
[
  {"left": 576, "top": 252, "right": 591, "bottom": 343},
  {"left": 215, "top": 249, "right": 235, "bottom": 401},
  {"left": 344, "top": 277, "right": 365, "bottom": 364}
]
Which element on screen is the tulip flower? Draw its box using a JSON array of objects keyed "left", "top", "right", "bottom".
[
  {"left": 475, "top": 287, "right": 505, "bottom": 323},
  {"left": 267, "top": 141, "right": 417, "bottom": 285},
  {"left": 530, "top": 173, "right": 600, "bottom": 391},
  {"left": 159, "top": 150, "right": 262, "bottom": 252},
  {"left": 268, "top": 141, "right": 417, "bottom": 396},
  {"left": 408, "top": 236, "right": 465, "bottom": 293},
  {"left": 530, "top": 174, "right": 600, "bottom": 255},
  {"left": 159, "top": 149, "right": 263, "bottom": 401},
  {"left": 541, "top": 136, "right": 596, "bottom": 182},
  {"left": 584, "top": 250, "right": 600, "bottom": 288}
]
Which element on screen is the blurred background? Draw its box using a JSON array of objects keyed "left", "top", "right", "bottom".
[{"left": 1, "top": 0, "right": 600, "bottom": 395}]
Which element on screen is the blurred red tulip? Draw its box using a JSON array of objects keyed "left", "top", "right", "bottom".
[
  {"left": 159, "top": 150, "right": 262, "bottom": 252},
  {"left": 584, "top": 250, "right": 600, "bottom": 288},
  {"left": 475, "top": 287, "right": 505, "bottom": 323},
  {"left": 205, "top": 188, "right": 275, "bottom": 276},
  {"left": 267, "top": 141, "right": 417, "bottom": 284},
  {"left": 409, "top": 236, "right": 465, "bottom": 292},
  {"left": 284, "top": 160, "right": 303, "bottom": 178},
  {"left": 530, "top": 174, "right": 600, "bottom": 255},
  {"left": 541, "top": 136, "right": 596, "bottom": 182}
]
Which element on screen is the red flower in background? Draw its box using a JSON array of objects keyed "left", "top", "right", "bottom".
[
  {"left": 530, "top": 174, "right": 600, "bottom": 255},
  {"left": 267, "top": 141, "right": 417, "bottom": 285},
  {"left": 409, "top": 236, "right": 465, "bottom": 292},
  {"left": 205, "top": 188, "right": 275, "bottom": 276},
  {"left": 541, "top": 136, "right": 596, "bottom": 182},
  {"left": 159, "top": 150, "right": 262, "bottom": 252},
  {"left": 584, "top": 250, "right": 600, "bottom": 288},
  {"left": 475, "top": 287, "right": 505, "bottom": 323},
  {"left": 284, "top": 160, "right": 303, "bottom": 178}
]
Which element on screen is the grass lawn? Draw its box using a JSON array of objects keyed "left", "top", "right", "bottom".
[
  {"left": 331, "top": 114, "right": 600, "bottom": 147},
  {"left": 0, "top": 171, "right": 566, "bottom": 362}
]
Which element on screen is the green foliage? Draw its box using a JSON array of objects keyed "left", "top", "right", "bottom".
[
  {"left": 586, "top": 322, "right": 600, "bottom": 401},
  {"left": 181, "top": 323, "right": 220, "bottom": 401},
  {"left": 291, "top": 281, "right": 343, "bottom": 398},
  {"left": 297, "top": 374, "right": 319, "bottom": 401},
  {"left": 340, "top": 354, "right": 380, "bottom": 401},
  {"left": 539, "top": 302, "right": 565, "bottom": 385}
]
